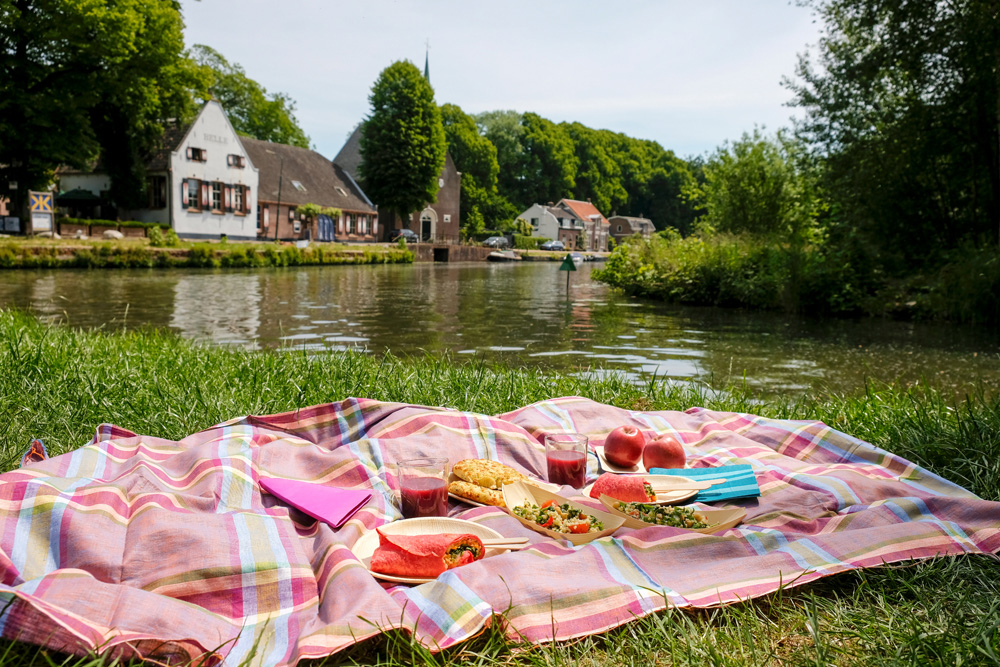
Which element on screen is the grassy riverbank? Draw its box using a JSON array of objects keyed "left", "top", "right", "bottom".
[
  {"left": 1, "top": 310, "right": 998, "bottom": 666},
  {"left": 0, "top": 237, "right": 413, "bottom": 269},
  {"left": 594, "top": 233, "right": 1000, "bottom": 326}
]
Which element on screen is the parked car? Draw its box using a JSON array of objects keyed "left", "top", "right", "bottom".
[
  {"left": 390, "top": 229, "right": 419, "bottom": 243},
  {"left": 483, "top": 236, "right": 509, "bottom": 248},
  {"left": 539, "top": 240, "right": 565, "bottom": 251}
]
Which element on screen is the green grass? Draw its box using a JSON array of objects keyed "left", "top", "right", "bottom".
[
  {"left": 0, "top": 310, "right": 998, "bottom": 666},
  {"left": 0, "top": 238, "right": 413, "bottom": 269}
]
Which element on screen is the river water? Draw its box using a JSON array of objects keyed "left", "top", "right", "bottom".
[{"left": 2, "top": 262, "right": 998, "bottom": 399}]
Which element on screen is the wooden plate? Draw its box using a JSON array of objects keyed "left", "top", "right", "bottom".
[
  {"left": 597, "top": 496, "right": 746, "bottom": 533},
  {"left": 448, "top": 472, "right": 561, "bottom": 508},
  {"left": 501, "top": 480, "right": 625, "bottom": 546},
  {"left": 582, "top": 475, "right": 697, "bottom": 505},
  {"left": 352, "top": 517, "right": 505, "bottom": 584},
  {"left": 595, "top": 446, "right": 649, "bottom": 474}
]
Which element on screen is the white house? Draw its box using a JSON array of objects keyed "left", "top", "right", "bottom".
[
  {"left": 59, "top": 100, "right": 259, "bottom": 240},
  {"left": 518, "top": 203, "right": 586, "bottom": 248}
]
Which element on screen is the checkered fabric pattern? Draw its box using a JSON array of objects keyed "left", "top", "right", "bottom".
[{"left": 1, "top": 397, "right": 997, "bottom": 665}]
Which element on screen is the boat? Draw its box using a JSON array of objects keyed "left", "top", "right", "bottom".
[{"left": 487, "top": 250, "right": 521, "bottom": 262}]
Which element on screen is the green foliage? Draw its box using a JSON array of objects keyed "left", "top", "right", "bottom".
[
  {"left": 190, "top": 45, "right": 310, "bottom": 148},
  {"left": 515, "top": 112, "right": 578, "bottom": 209},
  {"left": 146, "top": 226, "right": 165, "bottom": 247},
  {"left": 441, "top": 103, "right": 518, "bottom": 232},
  {"left": 685, "top": 129, "right": 821, "bottom": 243},
  {"left": 513, "top": 235, "right": 541, "bottom": 250},
  {"left": 360, "top": 61, "right": 447, "bottom": 225},
  {"left": 594, "top": 233, "right": 858, "bottom": 313},
  {"left": 0, "top": 0, "right": 198, "bottom": 209},
  {"left": 787, "top": 0, "right": 1000, "bottom": 270}
]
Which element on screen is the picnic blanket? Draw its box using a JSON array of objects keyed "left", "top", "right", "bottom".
[{"left": 1, "top": 396, "right": 998, "bottom": 666}]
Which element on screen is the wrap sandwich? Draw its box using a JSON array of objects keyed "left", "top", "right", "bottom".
[
  {"left": 589, "top": 473, "right": 657, "bottom": 502},
  {"left": 369, "top": 529, "right": 486, "bottom": 577}
]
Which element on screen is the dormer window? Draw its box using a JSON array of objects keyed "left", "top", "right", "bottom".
[
  {"left": 227, "top": 154, "right": 245, "bottom": 168},
  {"left": 186, "top": 147, "right": 206, "bottom": 162}
]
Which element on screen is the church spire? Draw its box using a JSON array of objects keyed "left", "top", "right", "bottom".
[{"left": 424, "top": 39, "right": 430, "bottom": 81}]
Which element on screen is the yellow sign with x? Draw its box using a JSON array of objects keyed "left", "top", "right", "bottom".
[{"left": 29, "top": 191, "right": 53, "bottom": 213}]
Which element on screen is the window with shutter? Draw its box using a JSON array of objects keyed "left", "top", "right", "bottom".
[
  {"left": 211, "top": 182, "right": 223, "bottom": 212},
  {"left": 232, "top": 185, "right": 243, "bottom": 214}
]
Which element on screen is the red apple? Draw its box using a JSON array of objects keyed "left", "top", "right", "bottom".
[
  {"left": 603, "top": 425, "right": 646, "bottom": 467},
  {"left": 643, "top": 435, "right": 686, "bottom": 470}
]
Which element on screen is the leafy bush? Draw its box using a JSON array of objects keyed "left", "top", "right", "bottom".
[
  {"left": 147, "top": 226, "right": 165, "bottom": 247},
  {"left": 513, "top": 235, "right": 545, "bottom": 250}
]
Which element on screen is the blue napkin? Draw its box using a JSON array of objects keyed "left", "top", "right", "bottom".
[{"left": 649, "top": 464, "right": 760, "bottom": 503}]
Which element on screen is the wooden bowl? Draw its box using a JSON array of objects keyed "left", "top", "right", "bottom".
[
  {"left": 501, "top": 480, "right": 625, "bottom": 546},
  {"left": 597, "top": 496, "right": 746, "bottom": 533}
]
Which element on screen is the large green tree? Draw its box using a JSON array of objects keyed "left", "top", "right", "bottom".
[
  {"left": 514, "top": 112, "right": 577, "bottom": 209},
  {"left": 475, "top": 110, "right": 526, "bottom": 208},
  {"left": 190, "top": 45, "right": 310, "bottom": 149},
  {"left": 359, "top": 60, "right": 446, "bottom": 228},
  {"left": 0, "top": 0, "right": 198, "bottom": 213},
  {"left": 686, "top": 130, "right": 819, "bottom": 242},
  {"left": 787, "top": 0, "right": 1000, "bottom": 270},
  {"left": 440, "top": 103, "right": 517, "bottom": 232}
]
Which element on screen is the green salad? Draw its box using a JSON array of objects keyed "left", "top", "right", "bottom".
[
  {"left": 513, "top": 499, "right": 605, "bottom": 534},
  {"left": 613, "top": 502, "right": 709, "bottom": 528}
]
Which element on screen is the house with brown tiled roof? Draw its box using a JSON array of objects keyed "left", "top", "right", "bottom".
[
  {"left": 517, "top": 202, "right": 585, "bottom": 248},
  {"left": 334, "top": 124, "right": 460, "bottom": 243},
  {"left": 242, "top": 137, "right": 377, "bottom": 242},
  {"left": 58, "top": 100, "right": 260, "bottom": 240},
  {"left": 608, "top": 215, "right": 655, "bottom": 244},
  {"left": 556, "top": 198, "right": 610, "bottom": 251}
]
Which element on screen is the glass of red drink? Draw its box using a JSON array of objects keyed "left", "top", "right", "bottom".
[
  {"left": 544, "top": 433, "right": 589, "bottom": 489},
  {"left": 397, "top": 457, "right": 449, "bottom": 518}
]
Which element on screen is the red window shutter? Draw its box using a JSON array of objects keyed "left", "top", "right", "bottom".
[
  {"left": 181, "top": 180, "right": 188, "bottom": 205},
  {"left": 186, "top": 147, "right": 192, "bottom": 160},
  {"left": 201, "top": 182, "right": 209, "bottom": 208},
  {"left": 224, "top": 185, "right": 232, "bottom": 212},
  {"left": 243, "top": 186, "right": 251, "bottom": 213}
]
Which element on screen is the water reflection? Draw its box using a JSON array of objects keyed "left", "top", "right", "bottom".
[
  {"left": 171, "top": 274, "right": 262, "bottom": 346},
  {"left": 0, "top": 262, "right": 998, "bottom": 399}
]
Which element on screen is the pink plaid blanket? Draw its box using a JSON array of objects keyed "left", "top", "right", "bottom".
[{"left": 1, "top": 397, "right": 998, "bottom": 665}]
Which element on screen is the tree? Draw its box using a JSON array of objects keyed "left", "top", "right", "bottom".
[
  {"left": 686, "top": 129, "right": 819, "bottom": 242},
  {"left": 190, "top": 45, "right": 310, "bottom": 149},
  {"left": 440, "top": 103, "right": 518, "bottom": 232},
  {"left": 786, "top": 0, "right": 1000, "bottom": 269},
  {"left": 0, "top": 0, "right": 198, "bottom": 214},
  {"left": 563, "top": 123, "right": 627, "bottom": 215},
  {"left": 476, "top": 110, "right": 526, "bottom": 207},
  {"left": 359, "top": 60, "right": 447, "bottom": 228},
  {"left": 516, "top": 113, "right": 577, "bottom": 208}
]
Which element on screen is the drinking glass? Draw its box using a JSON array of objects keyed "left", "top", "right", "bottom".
[
  {"left": 397, "top": 457, "right": 449, "bottom": 518},
  {"left": 544, "top": 433, "right": 588, "bottom": 488}
]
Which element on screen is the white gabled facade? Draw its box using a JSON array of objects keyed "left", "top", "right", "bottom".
[
  {"left": 171, "top": 101, "right": 258, "bottom": 240},
  {"left": 520, "top": 203, "right": 560, "bottom": 240}
]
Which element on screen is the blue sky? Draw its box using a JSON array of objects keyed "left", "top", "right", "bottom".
[{"left": 179, "top": 1, "right": 823, "bottom": 160}]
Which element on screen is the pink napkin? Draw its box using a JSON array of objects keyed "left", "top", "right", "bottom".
[{"left": 260, "top": 477, "right": 372, "bottom": 529}]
